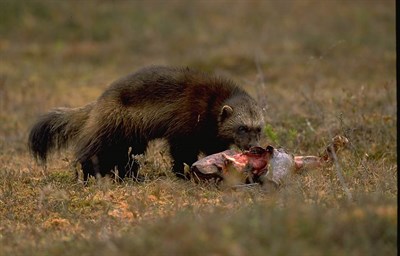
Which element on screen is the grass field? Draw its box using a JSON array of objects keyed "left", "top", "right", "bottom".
[{"left": 0, "top": 1, "right": 397, "bottom": 255}]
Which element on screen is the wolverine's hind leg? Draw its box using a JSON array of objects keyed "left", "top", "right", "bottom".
[
  {"left": 76, "top": 142, "right": 147, "bottom": 182},
  {"left": 169, "top": 138, "right": 199, "bottom": 179},
  {"left": 77, "top": 158, "right": 96, "bottom": 182}
]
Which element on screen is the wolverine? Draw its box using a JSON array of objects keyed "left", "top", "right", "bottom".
[{"left": 28, "top": 66, "right": 265, "bottom": 181}]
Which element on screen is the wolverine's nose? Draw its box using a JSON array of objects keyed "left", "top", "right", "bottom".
[
  {"left": 240, "top": 144, "right": 252, "bottom": 150},
  {"left": 239, "top": 139, "right": 260, "bottom": 151},
  {"left": 244, "top": 144, "right": 259, "bottom": 151},
  {"left": 248, "top": 141, "right": 260, "bottom": 148}
]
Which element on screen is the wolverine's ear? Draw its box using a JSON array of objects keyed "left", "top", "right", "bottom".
[{"left": 219, "top": 105, "right": 233, "bottom": 122}]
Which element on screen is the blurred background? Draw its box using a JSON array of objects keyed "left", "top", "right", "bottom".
[{"left": 0, "top": 0, "right": 395, "bottom": 147}]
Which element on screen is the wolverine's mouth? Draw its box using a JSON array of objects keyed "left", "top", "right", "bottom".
[
  {"left": 242, "top": 145, "right": 251, "bottom": 151},
  {"left": 235, "top": 144, "right": 251, "bottom": 152},
  {"left": 230, "top": 144, "right": 246, "bottom": 152},
  {"left": 231, "top": 142, "right": 254, "bottom": 152}
]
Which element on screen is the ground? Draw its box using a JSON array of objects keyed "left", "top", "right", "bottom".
[{"left": 0, "top": 1, "right": 397, "bottom": 255}]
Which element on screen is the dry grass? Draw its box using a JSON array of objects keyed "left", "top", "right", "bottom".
[{"left": 0, "top": 0, "right": 396, "bottom": 255}]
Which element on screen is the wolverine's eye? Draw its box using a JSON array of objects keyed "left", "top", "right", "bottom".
[
  {"left": 237, "top": 125, "right": 248, "bottom": 134},
  {"left": 255, "top": 127, "right": 262, "bottom": 133}
]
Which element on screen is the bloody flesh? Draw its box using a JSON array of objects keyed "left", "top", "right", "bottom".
[{"left": 191, "top": 135, "right": 348, "bottom": 185}]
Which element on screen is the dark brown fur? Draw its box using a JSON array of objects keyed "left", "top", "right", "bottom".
[{"left": 28, "top": 66, "right": 264, "bottom": 180}]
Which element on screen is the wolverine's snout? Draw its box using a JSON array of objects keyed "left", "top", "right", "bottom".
[{"left": 236, "top": 137, "right": 260, "bottom": 151}]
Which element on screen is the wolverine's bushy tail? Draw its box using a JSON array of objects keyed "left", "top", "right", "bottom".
[{"left": 28, "top": 103, "right": 94, "bottom": 163}]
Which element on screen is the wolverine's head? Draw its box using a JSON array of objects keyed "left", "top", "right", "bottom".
[{"left": 217, "top": 95, "right": 264, "bottom": 150}]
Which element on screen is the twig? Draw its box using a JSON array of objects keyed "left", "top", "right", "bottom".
[
  {"left": 232, "top": 183, "right": 259, "bottom": 189},
  {"left": 328, "top": 131, "right": 353, "bottom": 202}
]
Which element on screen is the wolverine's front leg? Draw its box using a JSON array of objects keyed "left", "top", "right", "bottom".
[{"left": 169, "top": 139, "right": 199, "bottom": 179}]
